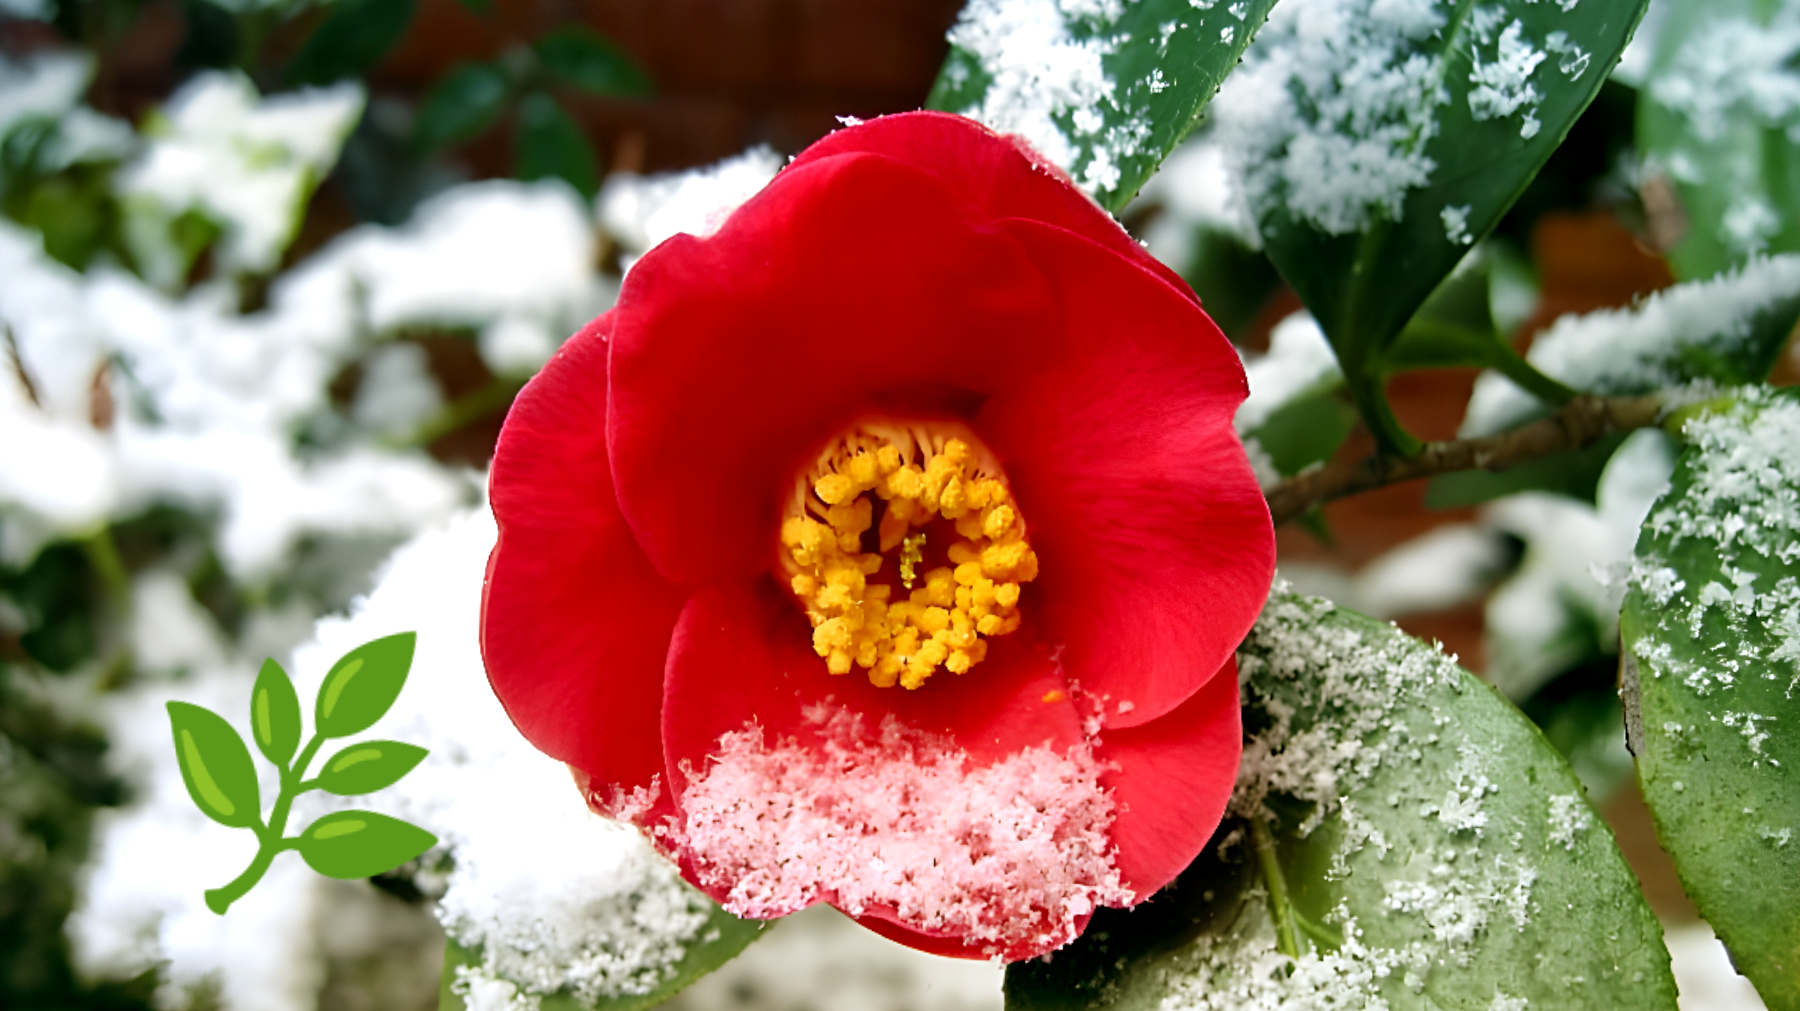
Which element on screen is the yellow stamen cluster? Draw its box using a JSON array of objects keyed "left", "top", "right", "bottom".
[{"left": 778, "top": 425, "right": 1039, "bottom": 690}]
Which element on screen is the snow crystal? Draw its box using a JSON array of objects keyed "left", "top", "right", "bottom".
[
  {"left": 1644, "top": 6, "right": 1800, "bottom": 260},
  {"left": 1461, "top": 254, "right": 1800, "bottom": 437},
  {"left": 945, "top": 0, "right": 1149, "bottom": 194},
  {"left": 599, "top": 146, "right": 784, "bottom": 258},
  {"left": 1467, "top": 19, "right": 1547, "bottom": 139},
  {"left": 1210, "top": 0, "right": 1448, "bottom": 234},
  {"left": 674, "top": 705, "right": 1129, "bottom": 959},
  {"left": 1236, "top": 312, "right": 1343, "bottom": 434},
  {"left": 1442, "top": 203, "right": 1474, "bottom": 245},
  {"left": 1546, "top": 793, "right": 1591, "bottom": 850}
]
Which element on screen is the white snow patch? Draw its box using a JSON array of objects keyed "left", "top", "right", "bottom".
[
  {"left": 675, "top": 705, "right": 1129, "bottom": 960},
  {"left": 599, "top": 145, "right": 784, "bottom": 258},
  {"left": 1236, "top": 312, "right": 1343, "bottom": 434}
]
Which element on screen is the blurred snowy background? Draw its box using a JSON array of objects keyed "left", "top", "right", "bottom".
[{"left": 0, "top": 1, "right": 1783, "bottom": 1009}]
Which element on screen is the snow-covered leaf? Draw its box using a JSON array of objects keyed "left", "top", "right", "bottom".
[
  {"left": 438, "top": 908, "right": 768, "bottom": 1011},
  {"left": 927, "top": 0, "right": 1277, "bottom": 212},
  {"left": 1461, "top": 253, "right": 1800, "bottom": 439},
  {"left": 1231, "top": 0, "right": 1646, "bottom": 453},
  {"left": 1621, "top": 386, "right": 1800, "bottom": 1011},
  {"left": 1638, "top": 0, "right": 1800, "bottom": 281},
  {"left": 1007, "top": 590, "right": 1675, "bottom": 1011},
  {"left": 1236, "top": 313, "right": 1352, "bottom": 487}
]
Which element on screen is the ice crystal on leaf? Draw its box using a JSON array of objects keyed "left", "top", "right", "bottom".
[{"left": 1211, "top": 0, "right": 1448, "bottom": 234}]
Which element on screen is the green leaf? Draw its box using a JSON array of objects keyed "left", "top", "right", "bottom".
[
  {"left": 1008, "top": 590, "right": 1675, "bottom": 1011},
  {"left": 1620, "top": 386, "right": 1800, "bottom": 1010},
  {"left": 296, "top": 810, "right": 436, "bottom": 879},
  {"left": 314, "top": 631, "right": 416, "bottom": 739},
  {"left": 315, "top": 740, "right": 428, "bottom": 796},
  {"left": 1636, "top": 0, "right": 1800, "bottom": 282},
  {"left": 533, "top": 27, "right": 652, "bottom": 96},
  {"left": 250, "top": 658, "right": 302, "bottom": 769},
  {"left": 439, "top": 905, "right": 767, "bottom": 1011},
  {"left": 1380, "top": 253, "right": 1575, "bottom": 404},
  {"left": 412, "top": 61, "right": 512, "bottom": 151},
  {"left": 515, "top": 93, "right": 599, "bottom": 201},
  {"left": 1244, "top": 381, "right": 1357, "bottom": 481},
  {"left": 167, "top": 702, "right": 262, "bottom": 830},
  {"left": 284, "top": 0, "right": 418, "bottom": 87},
  {"left": 1246, "top": 0, "right": 1647, "bottom": 453},
  {"left": 926, "top": 0, "right": 1277, "bottom": 213}
]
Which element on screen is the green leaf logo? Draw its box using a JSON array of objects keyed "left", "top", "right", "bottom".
[
  {"left": 316, "top": 631, "right": 416, "bottom": 738},
  {"left": 167, "top": 631, "right": 435, "bottom": 915},
  {"left": 298, "top": 810, "right": 438, "bottom": 880},
  {"left": 251, "top": 658, "right": 302, "bottom": 768},
  {"left": 316, "top": 741, "right": 429, "bottom": 796},
  {"left": 168, "top": 702, "right": 262, "bottom": 830}
]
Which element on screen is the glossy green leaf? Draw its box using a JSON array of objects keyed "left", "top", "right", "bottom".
[
  {"left": 314, "top": 631, "right": 416, "bottom": 739},
  {"left": 1008, "top": 590, "right": 1675, "bottom": 1011},
  {"left": 1381, "top": 253, "right": 1575, "bottom": 404},
  {"left": 250, "top": 658, "right": 302, "bottom": 769},
  {"left": 1246, "top": 0, "right": 1647, "bottom": 453},
  {"left": 533, "top": 27, "right": 652, "bottom": 97},
  {"left": 167, "top": 701, "right": 262, "bottom": 830},
  {"left": 515, "top": 93, "right": 599, "bottom": 201},
  {"left": 438, "top": 905, "right": 768, "bottom": 1011},
  {"left": 926, "top": 0, "right": 1277, "bottom": 212},
  {"left": 1637, "top": 0, "right": 1800, "bottom": 282},
  {"left": 315, "top": 740, "right": 427, "bottom": 796},
  {"left": 412, "top": 61, "right": 512, "bottom": 151},
  {"left": 1620, "top": 386, "right": 1800, "bottom": 1010},
  {"left": 1244, "top": 381, "right": 1356, "bottom": 481},
  {"left": 297, "top": 810, "right": 437, "bottom": 880},
  {"left": 284, "top": 0, "right": 418, "bottom": 87}
]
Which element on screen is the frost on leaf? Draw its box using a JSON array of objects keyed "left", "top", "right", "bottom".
[
  {"left": 1016, "top": 589, "right": 1673, "bottom": 1009},
  {"left": 1210, "top": 0, "right": 1448, "bottom": 234},
  {"left": 1620, "top": 386, "right": 1800, "bottom": 1002},
  {"left": 1461, "top": 253, "right": 1800, "bottom": 437},
  {"left": 943, "top": 0, "right": 1146, "bottom": 195}
]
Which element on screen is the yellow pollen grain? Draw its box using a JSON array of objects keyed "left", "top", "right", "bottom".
[{"left": 777, "top": 427, "right": 1038, "bottom": 690}]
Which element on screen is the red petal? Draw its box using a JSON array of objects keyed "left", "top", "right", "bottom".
[
  {"left": 852, "top": 909, "right": 1092, "bottom": 961},
  {"left": 1097, "top": 659, "right": 1243, "bottom": 897},
  {"left": 978, "top": 220, "right": 1275, "bottom": 729},
  {"left": 605, "top": 151, "right": 1056, "bottom": 587},
  {"left": 482, "top": 316, "right": 684, "bottom": 821},
  {"left": 790, "top": 112, "right": 1198, "bottom": 306}
]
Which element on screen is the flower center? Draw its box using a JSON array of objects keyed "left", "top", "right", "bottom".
[{"left": 777, "top": 421, "right": 1039, "bottom": 690}]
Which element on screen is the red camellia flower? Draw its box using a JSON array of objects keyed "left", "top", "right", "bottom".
[{"left": 481, "top": 112, "right": 1276, "bottom": 962}]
